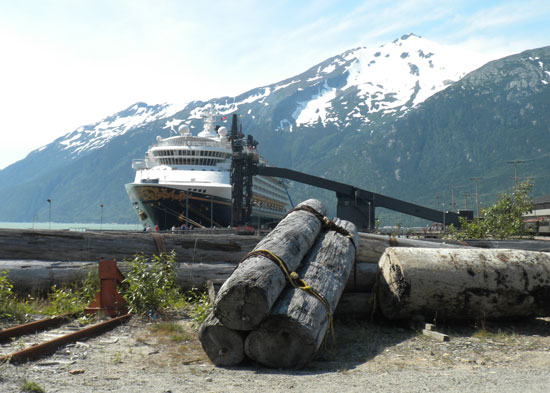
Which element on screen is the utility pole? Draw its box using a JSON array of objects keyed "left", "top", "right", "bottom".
[
  {"left": 463, "top": 192, "right": 470, "bottom": 210},
  {"left": 450, "top": 184, "right": 455, "bottom": 212},
  {"left": 507, "top": 160, "right": 525, "bottom": 190},
  {"left": 47, "top": 199, "right": 52, "bottom": 230},
  {"left": 471, "top": 177, "right": 483, "bottom": 218}
]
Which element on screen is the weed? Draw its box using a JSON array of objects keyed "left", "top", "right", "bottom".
[
  {"left": 112, "top": 352, "right": 122, "bottom": 364},
  {"left": 20, "top": 380, "right": 46, "bottom": 393},
  {"left": 122, "top": 252, "right": 182, "bottom": 315},
  {"left": 149, "top": 321, "right": 191, "bottom": 343},
  {"left": 43, "top": 268, "right": 99, "bottom": 317},
  {"left": 0, "top": 272, "right": 40, "bottom": 322},
  {"left": 184, "top": 288, "right": 211, "bottom": 326}
]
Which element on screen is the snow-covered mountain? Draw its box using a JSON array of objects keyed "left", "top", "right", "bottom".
[
  {"left": 2, "top": 35, "right": 548, "bottom": 225},
  {"left": 22, "top": 34, "right": 484, "bottom": 165},
  {"left": 38, "top": 102, "right": 183, "bottom": 160}
]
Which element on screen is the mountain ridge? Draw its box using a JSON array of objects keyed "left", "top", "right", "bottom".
[{"left": 1, "top": 37, "right": 548, "bottom": 225}]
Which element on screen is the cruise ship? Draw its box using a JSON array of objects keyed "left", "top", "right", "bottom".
[{"left": 125, "top": 108, "right": 290, "bottom": 230}]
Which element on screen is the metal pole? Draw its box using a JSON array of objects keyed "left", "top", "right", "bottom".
[
  {"left": 47, "top": 199, "right": 51, "bottom": 230},
  {"left": 368, "top": 201, "right": 371, "bottom": 231},
  {"left": 507, "top": 160, "right": 525, "bottom": 190},
  {"left": 100, "top": 204, "right": 104, "bottom": 230},
  {"left": 472, "top": 177, "right": 482, "bottom": 218},
  {"left": 210, "top": 196, "right": 213, "bottom": 228},
  {"left": 185, "top": 193, "right": 189, "bottom": 227},
  {"left": 450, "top": 185, "right": 455, "bottom": 212}
]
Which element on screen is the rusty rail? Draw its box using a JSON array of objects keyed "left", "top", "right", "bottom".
[
  {"left": 0, "top": 313, "right": 76, "bottom": 342},
  {"left": 0, "top": 313, "right": 132, "bottom": 364}
]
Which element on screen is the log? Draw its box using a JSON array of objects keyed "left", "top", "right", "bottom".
[
  {"left": 244, "top": 218, "right": 357, "bottom": 369},
  {"left": 0, "top": 228, "right": 261, "bottom": 263},
  {"left": 0, "top": 260, "right": 237, "bottom": 293},
  {"left": 345, "top": 262, "right": 378, "bottom": 292},
  {"left": 356, "top": 233, "right": 470, "bottom": 263},
  {"left": 198, "top": 312, "right": 248, "bottom": 367},
  {"left": 213, "top": 199, "right": 327, "bottom": 331},
  {"left": 378, "top": 247, "right": 550, "bottom": 321},
  {"left": 1, "top": 259, "right": 380, "bottom": 294},
  {"left": 334, "top": 292, "right": 374, "bottom": 319}
]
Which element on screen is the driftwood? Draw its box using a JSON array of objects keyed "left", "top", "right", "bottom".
[
  {"left": 0, "top": 260, "right": 380, "bottom": 294},
  {"left": 334, "top": 292, "right": 374, "bottom": 318},
  {"left": 0, "top": 260, "right": 236, "bottom": 293},
  {"left": 345, "top": 262, "right": 378, "bottom": 292},
  {"left": 356, "top": 233, "right": 469, "bottom": 263},
  {"left": 213, "top": 199, "right": 327, "bottom": 331},
  {"left": 378, "top": 247, "right": 550, "bottom": 321},
  {"left": 198, "top": 313, "right": 248, "bottom": 366},
  {"left": 0, "top": 228, "right": 261, "bottom": 263},
  {"left": 245, "top": 219, "right": 357, "bottom": 369}
]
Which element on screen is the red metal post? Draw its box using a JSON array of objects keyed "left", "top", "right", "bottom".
[{"left": 85, "top": 260, "right": 128, "bottom": 317}]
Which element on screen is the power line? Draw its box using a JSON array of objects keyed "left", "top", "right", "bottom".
[{"left": 507, "top": 160, "right": 525, "bottom": 189}]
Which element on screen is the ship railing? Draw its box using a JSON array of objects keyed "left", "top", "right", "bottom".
[
  {"left": 154, "top": 139, "right": 228, "bottom": 148},
  {"left": 132, "top": 159, "right": 148, "bottom": 170}
]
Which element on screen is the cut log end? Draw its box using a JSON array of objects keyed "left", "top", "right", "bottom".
[
  {"left": 245, "top": 316, "right": 316, "bottom": 369},
  {"left": 213, "top": 284, "right": 271, "bottom": 331},
  {"left": 198, "top": 313, "right": 247, "bottom": 367}
]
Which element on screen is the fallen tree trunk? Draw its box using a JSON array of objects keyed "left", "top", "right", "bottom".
[
  {"left": 0, "top": 260, "right": 236, "bottom": 293},
  {"left": 378, "top": 247, "right": 550, "bottom": 321},
  {"left": 345, "top": 262, "right": 378, "bottom": 292},
  {"left": 356, "top": 233, "right": 469, "bottom": 263},
  {"left": 213, "top": 199, "right": 327, "bottom": 331},
  {"left": 198, "top": 313, "right": 248, "bottom": 367},
  {"left": 334, "top": 292, "right": 374, "bottom": 319},
  {"left": 1, "top": 259, "right": 380, "bottom": 294},
  {"left": 244, "top": 219, "right": 357, "bottom": 369},
  {"left": 0, "top": 228, "right": 261, "bottom": 263}
]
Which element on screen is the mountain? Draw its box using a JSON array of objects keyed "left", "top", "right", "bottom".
[{"left": 1, "top": 35, "right": 549, "bottom": 226}]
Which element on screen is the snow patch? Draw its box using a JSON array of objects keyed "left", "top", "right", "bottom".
[{"left": 293, "top": 81, "right": 337, "bottom": 127}]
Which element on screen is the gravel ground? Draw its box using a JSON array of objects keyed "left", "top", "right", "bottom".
[{"left": 2, "top": 315, "right": 550, "bottom": 393}]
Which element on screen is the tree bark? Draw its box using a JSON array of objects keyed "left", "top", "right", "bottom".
[
  {"left": 356, "top": 233, "right": 469, "bottom": 263},
  {"left": 0, "top": 260, "right": 380, "bottom": 295},
  {"left": 378, "top": 247, "right": 550, "bottom": 321},
  {"left": 334, "top": 292, "right": 374, "bottom": 319},
  {"left": 0, "top": 260, "right": 237, "bottom": 294},
  {"left": 244, "top": 219, "right": 357, "bottom": 369},
  {"left": 0, "top": 228, "right": 261, "bottom": 263},
  {"left": 213, "top": 199, "right": 327, "bottom": 331},
  {"left": 345, "top": 262, "right": 378, "bottom": 292},
  {"left": 198, "top": 312, "right": 248, "bottom": 367}
]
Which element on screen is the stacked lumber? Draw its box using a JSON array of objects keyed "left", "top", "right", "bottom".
[{"left": 199, "top": 200, "right": 359, "bottom": 369}]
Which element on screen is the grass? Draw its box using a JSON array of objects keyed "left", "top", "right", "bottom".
[
  {"left": 20, "top": 380, "right": 46, "bottom": 393},
  {"left": 136, "top": 319, "right": 208, "bottom": 366}
]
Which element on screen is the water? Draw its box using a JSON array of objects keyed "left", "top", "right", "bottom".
[{"left": 0, "top": 222, "right": 142, "bottom": 231}]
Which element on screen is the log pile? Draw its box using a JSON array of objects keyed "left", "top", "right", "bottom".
[
  {"left": 199, "top": 200, "right": 359, "bottom": 369},
  {"left": 245, "top": 219, "right": 358, "bottom": 368}
]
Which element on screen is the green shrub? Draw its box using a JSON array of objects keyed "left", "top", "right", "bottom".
[
  {"left": 0, "top": 270, "right": 16, "bottom": 318},
  {"left": 20, "top": 380, "right": 45, "bottom": 393},
  {"left": 43, "top": 268, "right": 99, "bottom": 316},
  {"left": 456, "top": 180, "right": 533, "bottom": 240},
  {"left": 185, "top": 288, "right": 211, "bottom": 326},
  {"left": 122, "top": 252, "right": 182, "bottom": 315}
]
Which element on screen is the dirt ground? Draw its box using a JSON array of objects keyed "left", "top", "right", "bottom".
[{"left": 2, "top": 314, "right": 550, "bottom": 393}]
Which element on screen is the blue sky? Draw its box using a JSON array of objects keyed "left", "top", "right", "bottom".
[{"left": 0, "top": 0, "right": 549, "bottom": 169}]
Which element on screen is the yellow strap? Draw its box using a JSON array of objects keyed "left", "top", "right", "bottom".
[{"left": 247, "top": 249, "right": 336, "bottom": 350}]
